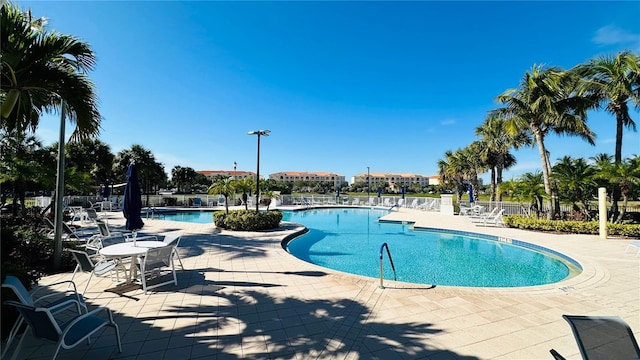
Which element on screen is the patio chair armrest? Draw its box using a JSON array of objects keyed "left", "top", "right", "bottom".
[
  {"left": 61, "top": 306, "right": 117, "bottom": 340},
  {"left": 31, "top": 280, "right": 83, "bottom": 301}
]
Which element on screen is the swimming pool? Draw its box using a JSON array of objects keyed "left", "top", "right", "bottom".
[{"left": 283, "top": 208, "right": 580, "bottom": 287}]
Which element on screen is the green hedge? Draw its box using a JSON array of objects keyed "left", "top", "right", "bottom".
[
  {"left": 213, "top": 210, "right": 283, "bottom": 231},
  {"left": 504, "top": 215, "right": 640, "bottom": 237}
]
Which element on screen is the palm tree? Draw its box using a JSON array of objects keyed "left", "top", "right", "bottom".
[
  {"left": 233, "top": 177, "right": 254, "bottom": 210},
  {"left": 493, "top": 65, "right": 598, "bottom": 219},
  {"left": 208, "top": 177, "right": 235, "bottom": 214},
  {"left": 572, "top": 51, "right": 640, "bottom": 217},
  {"left": 595, "top": 155, "right": 640, "bottom": 222},
  {"left": 551, "top": 156, "right": 597, "bottom": 215},
  {"left": 514, "top": 171, "right": 546, "bottom": 218},
  {"left": 1, "top": 2, "right": 101, "bottom": 139},
  {"left": 475, "top": 114, "right": 528, "bottom": 202},
  {"left": 437, "top": 150, "right": 465, "bottom": 203}
]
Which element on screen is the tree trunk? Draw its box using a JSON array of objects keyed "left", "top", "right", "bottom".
[
  {"left": 611, "top": 113, "right": 624, "bottom": 220},
  {"left": 533, "top": 127, "right": 554, "bottom": 220},
  {"left": 489, "top": 167, "right": 496, "bottom": 202}
]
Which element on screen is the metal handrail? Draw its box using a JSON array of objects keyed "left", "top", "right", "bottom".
[{"left": 379, "top": 242, "right": 397, "bottom": 289}]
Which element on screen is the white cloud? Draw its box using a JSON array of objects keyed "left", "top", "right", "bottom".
[
  {"left": 593, "top": 25, "right": 640, "bottom": 50},
  {"left": 440, "top": 119, "right": 456, "bottom": 126}
]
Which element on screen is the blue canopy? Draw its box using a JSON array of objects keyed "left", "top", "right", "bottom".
[
  {"left": 468, "top": 183, "right": 474, "bottom": 203},
  {"left": 123, "top": 164, "right": 144, "bottom": 231}
]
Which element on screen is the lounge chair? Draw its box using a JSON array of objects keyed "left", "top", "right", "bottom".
[
  {"left": 476, "top": 208, "right": 505, "bottom": 227},
  {"left": 43, "top": 217, "right": 94, "bottom": 241},
  {"left": 550, "top": 315, "right": 640, "bottom": 360},
  {"left": 409, "top": 199, "right": 418, "bottom": 208},
  {"left": 470, "top": 207, "right": 499, "bottom": 222},
  {"left": 4, "top": 300, "right": 122, "bottom": 360},
  {"left": 368, "top": 197, "right": 376, "bottom": 207},
  {"left": 193, "top": 197, "right": 202, "bottom": 207},
  {"left": 352, "top": 198, "right": 360, "bottom": 206},
  {"left": 1, "top": 276, "right": 88, "bottom": 359}
]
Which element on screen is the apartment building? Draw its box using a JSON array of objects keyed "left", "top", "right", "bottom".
[
  {"left": 269, "top": 171, "right": 346, "bottom": 186},
  {"left": 350, "top": 172, "right": 435, "bottom": 188},
  {"left": 197, "top": 170, "right": 258, "bottom": 180}
]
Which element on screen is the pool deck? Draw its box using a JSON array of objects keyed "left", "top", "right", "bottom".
[{"left": 7, "top": 206, "right": 639, "bottom": 359}]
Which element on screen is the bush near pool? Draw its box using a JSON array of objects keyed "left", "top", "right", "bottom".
[{"left": 213, "top": 210, "right": 283, "bottom": 231}]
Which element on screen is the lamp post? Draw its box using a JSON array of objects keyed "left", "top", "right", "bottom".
[
  {"left": 233, "top": 161, "right": 237, "bottom": 179},
  {"left": 367, "top": 166, "right": 370, "bottom": 200},
  {"left": 248, "top": 130, "right": 270, "bottom": 212}
]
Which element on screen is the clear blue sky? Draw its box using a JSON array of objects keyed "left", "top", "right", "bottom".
[{"left": 26, "top": 1, "right": 640, "bottom": 183}]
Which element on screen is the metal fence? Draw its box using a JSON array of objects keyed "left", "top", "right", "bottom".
[{"left": 21, "top": 194, "right": 639, "bottom": 216}]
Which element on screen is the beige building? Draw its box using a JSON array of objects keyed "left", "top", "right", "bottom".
[
  {"left": 269, "top": 171, "right": 346, "bottom": 186},
  {"left": 351, "top": 172, "right": 435, "bottom": 189},
  {"left": 197, "top": 170, "right": 258, "bottom": 180}
]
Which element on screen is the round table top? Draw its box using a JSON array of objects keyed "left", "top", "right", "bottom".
[{"left": 99, "top": 241, "right": 166, "bottom": 257}]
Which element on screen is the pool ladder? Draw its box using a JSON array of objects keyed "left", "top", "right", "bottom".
[{"left": 379, "top": 242, "right": 397, "bottom": 289}]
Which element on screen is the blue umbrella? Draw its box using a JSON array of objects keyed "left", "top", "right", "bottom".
[
  {"left": 123, "top": 164, "right": 144, "bottom": 231},
  {"left": 468, "top": 183, "right": 474, "bottom": 203},
  {"left": 401, "top": 186, "right": 405, "bottom": 199}
]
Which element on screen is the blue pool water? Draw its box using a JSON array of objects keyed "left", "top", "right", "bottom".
[
  {"left": 283, "top": 208, "right": 577, "bottom": 287},
  {"left": 162, "top": 208, "right": 579, "bottom": 287}
]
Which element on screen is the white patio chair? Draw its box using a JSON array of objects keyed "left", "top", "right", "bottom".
[
  {"left": 4, "top": 300, "right": 122, "bottom": 360},
  {"left": 136, "top": 245, "right": 178, "bottom": 294},
  {"left": 68, "top": 249, "right": 124, "bottom": 294},
  {"left": 160, "top": 231, "right": 184, "bottom": 269}
]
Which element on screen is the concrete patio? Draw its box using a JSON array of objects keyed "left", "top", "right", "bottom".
[{"left": 5, "top": 206, "right": 639, "bottom": 359}]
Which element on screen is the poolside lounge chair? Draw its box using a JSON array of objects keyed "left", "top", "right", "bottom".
[
  {"left": 43, "top": 218, "right": 95, "bottom": 241},
  {"left": 352, "top": 198, "right": 360, "bottom": 206},
  {"left": 1, "top": 276, "right": 88, "bottom": 359},
  {"left": 4, "top": 300, "right": 122, "bottom": 360},
  {"left": 409, "top": 198, "right": 418, "bottom": 209},
  {"left": 476, "top": 208, "right": 505, "bottom": 227},
  {"left": 550, "top": 315, "right": 640, "bottom": 360},
  {"left": 469, "top": 207, "right": 499, "bottom": 222},
  {"left": 368, "top": 197, "right": 376, "bottom": 207}
]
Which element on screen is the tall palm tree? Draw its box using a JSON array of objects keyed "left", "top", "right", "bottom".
[
  {"left": 492, "top": 65, "right": 598, "bottom": 219},
  {"left": 1, "top": 2, "right": 101, "bottom": 139},
  {"left": 475, "top": 114, "right": 529, "bottom": 202},
  {"left": 208, "top": 177, "right": 235, "bottom": 214},
  {"left": 572, "top": 51, "right": 640, "bottom": 217},
  {"left": 594, "top": 155, "right": 640, "bottom": 222}
]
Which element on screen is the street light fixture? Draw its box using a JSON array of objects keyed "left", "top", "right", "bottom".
[
  {"left": 233, "top": 161, "right": 237, "bottom": 179},
  {"left": 248, "top": 130, "right": 270, "bottom": 212}
]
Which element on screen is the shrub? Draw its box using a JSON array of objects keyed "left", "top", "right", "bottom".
[
  {"left": 213, "top": 210, "right": 283, "bottom": 231},
  {"left": 504, "top": 215, "right": 640, "bottom": 237}
]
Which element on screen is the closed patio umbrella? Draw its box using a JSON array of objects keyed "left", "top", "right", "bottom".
[
  {"left": 377, "top": 187, "right": 382, "bottom": 205},
  {"left": 123, "top": 164, "right": 144, "bottom": 232},
  {"left": 336, "top": 187, "right": 340, "bottom": 201},
  {"left": 401, "top": 186, "right": 405, "bottom": 199},
  {"left": 102, "top": 181, "right": 110, "bottom": 199},
  {"left": 468, "top": 184, "right": 474, "bottom": 203}
]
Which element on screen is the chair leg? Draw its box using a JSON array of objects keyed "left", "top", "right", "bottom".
[
  {"left": 173, "top": 250, "right": 184, "bottom": 269},
  {"left": 81, "top": 272, "right": 94, "bottom": 295},
  {"left": 1, "top": 317, "right": 23, "bottom": 359}
]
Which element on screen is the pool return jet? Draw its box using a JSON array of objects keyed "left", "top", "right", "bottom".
[{"left": 379, "top": 242, "right": 397, "bottom": 289}]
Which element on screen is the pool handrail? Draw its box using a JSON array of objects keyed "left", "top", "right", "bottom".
[{"left": 379, "top": 242, "right": 397, "bottom": 289}]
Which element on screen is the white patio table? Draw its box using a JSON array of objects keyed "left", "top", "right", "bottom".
[{"left": 99, "top": 240, "right": 164, "bottom": 283}]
